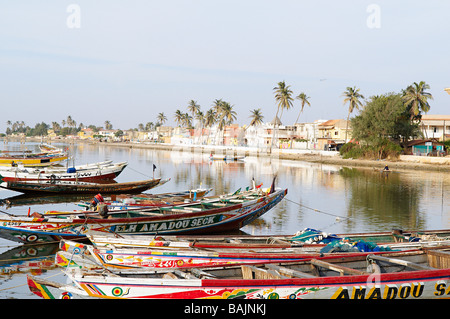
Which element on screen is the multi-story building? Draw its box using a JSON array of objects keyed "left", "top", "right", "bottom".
[
  {"left": 420, "top": 115, "right": 450, "bottom": 141},
  {"left": 317, "top": 119, "right": 351, "bottom": 150}
]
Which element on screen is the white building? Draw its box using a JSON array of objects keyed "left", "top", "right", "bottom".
[{"left": 420, "top": 115, "right": 450, "bottom": 141}]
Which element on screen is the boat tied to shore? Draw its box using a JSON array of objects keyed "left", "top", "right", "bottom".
[
  {"left": 0, "top": 180, "right": 287, "bottom": 244},
  {"left": 0, "top": 144, "right": 68, "bottom": 167},
  {"left": 28, "top": 247, "right": 450, "bottom": 299},
  {"left": 0, "top": 160, "right": 128, "bottom": 183},
  {"left": 0, "top": 176, "right": 169, "bottom": 195}
]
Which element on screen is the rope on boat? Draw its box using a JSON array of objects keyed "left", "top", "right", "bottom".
[
  {"left": 284, "top": 198, "right": 353, "bottom": 223},
  {"left": 127, "top": 166, "right": 153, "bottom": 178},
  {"left": 0, "top": 271, "right": 63, "bottom": 292}
]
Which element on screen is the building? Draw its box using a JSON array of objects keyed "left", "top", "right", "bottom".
[
  {"left": 420, "top": 115, "right": 450, "bottom": 141},
  {"left": 404, "top": 139, "right": 445, "bottom": 156},
  {"left": 317, "top": 119, "right": 351, "bottom": 150}
]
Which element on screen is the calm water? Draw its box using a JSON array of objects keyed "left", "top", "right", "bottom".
[{"left": 0, "top": 141, "right": 449, "bottom": 298}]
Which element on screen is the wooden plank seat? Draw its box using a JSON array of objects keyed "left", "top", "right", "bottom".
[
  {"left": 310, "top": 259, "right": 370, "bottom": 276},
  {"left": 367, "top": 254, "right": 435, "bottom": 271},
  {"left": 265, "top": 264, "right": 317, "bottom": 278}
]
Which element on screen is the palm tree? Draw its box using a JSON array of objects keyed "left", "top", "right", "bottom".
[
  {"left": 195, "top": 111, "right": 205, "bottom": 144},
  {"left": 187, "top": 100, "right": 200, "bottom": 122},
  {"left": 145, "top": 122, "right": 155, "bottom": 131},
  {"left": 402, "top": 81, "right": 433, "bottom": 119},
  {"left": 274, "top": 81, "right": 294, "bottom": 120},
  {"left": 220, "top": 101, "right": 237, "bottom": 125},
  {"left": 342, "top": 86, "right": 365, "bottom": 142},
  {"left": 157, "top": 112, "right": 167, "bottom": 126},
  {"left": 205, "top": 109, "right": 216, "bottom": 145},
  {"left": 182, "top": 113, "right": 193, "bottom": 128},
  {"left": 249, "top": 109, "right": 264, "bottom": 127},
  {"left": 272, "top": 81, "right": 294, "bottom": 150},
  {"left": 294, "top": 93, "right": 311, "bottom": 124},
  {"left": 174, "top": 110, "right": 184, "bottom": 127},
  {"left": 104, "top": 120, "right": 112, "bottom": 130}
]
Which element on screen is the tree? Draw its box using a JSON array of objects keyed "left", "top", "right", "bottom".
[
  {"left": 249, "top": 108, "right": 264, "bottom": 127},
  {"left": 342, "top": 86, "right": 365, "bottom": 142},
  {"left": 349, "top": 93, "right": 419, "bottom": 159},
  {"left": 204, "top": 108, "right": 216, "bottom": 145},
  {"left": 187, "top": 100, "right": 200, "bottom": 125},
  {"left": 145, "top": 122, "right": 155, "bottom": 131},
  {"left": 174, "top": 110, "right": 184, "bottom": 127},
  {"left": 157, "top": 112, "right": 167, "bottom": 126},
  {"left": 294, "top": 93, "right": 311, "bottom": 124},
  {"left": 402, "top": 81, "right": 433, "bottom": 118},
  {"left": 182, "top": 112, "right": 193, "bottom": 128},
  {"left": 272, "top": 81, "right": 294, "bottom": 150},
  {"left": 104, "top": 121, "right": 113, "bottom": 130},
  {"left": 273, "top": 81, "right": 294, "bottom": 120}
]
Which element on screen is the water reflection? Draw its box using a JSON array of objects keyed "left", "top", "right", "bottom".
[
  {"left": 339, "top": 167, "right": 425, "bottom": 231},
  {"left": 1, "top": 142, "right": 449, "bottom": 236}
]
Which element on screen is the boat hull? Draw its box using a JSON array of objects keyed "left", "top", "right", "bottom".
[
  {"left": 0, "top": 177, "right": 165, "bottom": 194},
  {"left": 0, "top": 188, "right": 287, "bottom": 244},
  {"left": 84, "top": 189, "right": 287, "bottom": 236},
  {"left": 35, "top": 268, "right": 450, "bottom": 299},
  {"left": 0, "top": 161, "right": 127, "bottom": 183}
]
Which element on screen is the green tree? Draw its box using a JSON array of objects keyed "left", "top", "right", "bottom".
[
  {"left": 349, "top": 93, "right": 419, "bottom": 159},
  {"left": 402, "top": 81, "right": 433, "bottom": 118},
  {"left": 187, "top": 100, "right": 200, "bottom": 123},
  {"left": 294, "top": 93, "right": 311, "bottom": 124},
  {"left": 249, "top": 108, "right": 264, "bottom": 127},
  {"left": 272, "top": 81, "right": 294, "bottom": 150},
  {"left": 157, "top": 112, "right": 167, "bottom": 126},
  {"left": 174, "top": 110, "right": 184, "bottom": 127},
  {"left": 342, "top": 86, "right": 365, "bottom": 142}
]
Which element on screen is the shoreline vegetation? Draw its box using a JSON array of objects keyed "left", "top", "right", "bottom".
[{"left": 5, "top": 137, "right": 448, "bottom": 173}]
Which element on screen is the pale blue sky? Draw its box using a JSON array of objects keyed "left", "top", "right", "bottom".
[{"left": 1, "top": 1, "right": 449, "bottom": 133}]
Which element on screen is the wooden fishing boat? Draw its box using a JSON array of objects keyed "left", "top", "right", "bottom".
[
  {"left": 0, "top": 185, "right": 287, "bottom": 244},
  {"left": 0, "top": 176, "right": 169, "bottom": 195},
  {"left": 76, "top": 187, "right": 213, "bottom": 210},
  {"left": 27, "top": 248, "right": 450, "bottom": 299},
  {"left": 86, "top": 227, "right": 450, "bottom": 251},
  {"left": 0, "top": 160, "right": 128, "bottom": 183},
  {"left": 0, "top": 187, "right": 211, "bottom": 208},
  {"left": 209, "top": 154, "right": 245, "bottom": 161},
  {"left": 55, "top": 237, "right": 411, "bottom": 271},
  {"left": 0, "top": 144, "right": 68, "bottom": 167},
  {"left": 0, "top": 243, "right": 59, "bottom": 276}
]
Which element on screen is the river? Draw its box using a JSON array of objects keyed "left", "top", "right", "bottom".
[{"left": 0, "top": 141, "right": 449, "bottom": 298}]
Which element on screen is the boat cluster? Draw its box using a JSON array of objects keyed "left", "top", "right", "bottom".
[{"left": 1, "top": 145, "right": 450, "bottom": 300}]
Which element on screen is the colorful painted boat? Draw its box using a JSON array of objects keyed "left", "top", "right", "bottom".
[
  {"left": 0, "top": 186, "right": 287, "bottom": 244},
  {"left": 86, "top": 227, "right": 450, "bottom": 251},
  {"left": 28, "top": 249, "right": 450, "bottom": 299},
  {"left": 55, "top": 237, "right": 409, "bottom": 271},
  {"left": 0, "top": 176, "right": 169, "bottom": 195},
  {"left": 77, "top": 187, "right": 213, "bottom": 210},
  {"left": 0, "top": 160, "right": 128, "bottom": 183},
  {"left": 0, "top": 144, "right": 68, "bottom": 167},
  {"left": 0, "top": 243, "right": 59, "bottom": 276}
]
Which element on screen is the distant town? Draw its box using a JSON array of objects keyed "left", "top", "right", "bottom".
[
  {"left": 3, "top": 114, "right": 450, "bottom": 157},
  {"left": 3, "top": 83, "right": 450, "bottom": 159}
]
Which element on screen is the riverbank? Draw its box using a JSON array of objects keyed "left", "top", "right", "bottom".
[
  {"left": 5, "top": 137, "right": 450, "bottom": 172},
  {"left": 91, "top": 140, "right": 450, "bottom": 173}
]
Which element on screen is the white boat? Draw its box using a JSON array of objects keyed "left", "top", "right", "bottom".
[{"left": 0, "top": 160, "right": 128, "bottom": 183}]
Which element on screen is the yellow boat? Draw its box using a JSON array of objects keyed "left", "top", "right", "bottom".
[{"left": 0, "top": 144, "right": 68, "bottom": 167}]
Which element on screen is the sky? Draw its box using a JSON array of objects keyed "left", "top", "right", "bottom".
[{"left": 1, "top": 0, "right": 449, "bottom": 133}]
